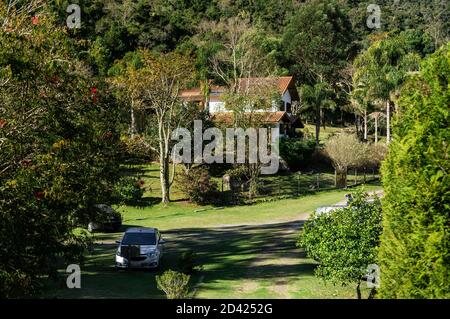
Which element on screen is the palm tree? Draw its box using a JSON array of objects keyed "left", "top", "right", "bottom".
[
  {"left": 369, "top": 111, "right": 385, "bottom": 143},
  {"left": 353, "top": 33, "right": 421, "bottom": 144},
  {"left": 300, "top": 82, "right": 336, "bottom": 145}
]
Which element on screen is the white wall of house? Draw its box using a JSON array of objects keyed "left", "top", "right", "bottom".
[
  {"left": 282, "top": 90, "right": 291, "bottom": 106},
  {"left": 209, "top": 101, "right": 227, "bottom": 113},
  {"left": 208, "top": 89, "right": 292, "bottom": 113},
  {"left": 282, "top": 90, "right": 293, "bottom": 113}
]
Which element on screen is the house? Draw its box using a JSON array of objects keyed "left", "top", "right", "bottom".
[{"left": 180, "top": 76, "right": 303, "bottom": 136}]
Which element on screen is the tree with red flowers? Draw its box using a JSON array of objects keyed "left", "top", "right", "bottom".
[
  {"left": 111, "top": 49, "right": 195, "bottom": 205},
  {"left": 0, "top": 2, "right": 123, "bottom": 297}
]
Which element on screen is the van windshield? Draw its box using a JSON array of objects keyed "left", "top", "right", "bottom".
[{"left": 122, "top": 232, "right": 156, "bottom": 245}]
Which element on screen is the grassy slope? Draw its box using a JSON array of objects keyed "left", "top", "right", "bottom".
[
  {"left": 44, "top": 180, "right": 381, "bottom": 299},
  {"left": 115, "top": 184, "right": 381, "bottom": 230}
]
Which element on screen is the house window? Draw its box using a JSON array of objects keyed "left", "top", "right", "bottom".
[
  {"left": 278, "top": 100, "right": 284, "bottom": 111},
  {"left": 286, "top": 102, "right": 292, "bottom": 113}
]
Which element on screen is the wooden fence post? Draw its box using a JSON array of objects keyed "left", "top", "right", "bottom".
[
  {"left": 316, "top": 173, "right": 320, "bottom": 189},
  {"left": 334, "top": 169, "right": 337, "bottom": 188}
]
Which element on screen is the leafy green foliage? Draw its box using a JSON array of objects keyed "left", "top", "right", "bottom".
[
  {"left": 299, "top": 191, "right": 382, "bottom": 298},
  {"left": 0, "top": 5, "right": 122, "bottom": 297},
  {"left": 345, "top": 0, "right": 449, "bottom": 48},
  {"left": 378, "top": 43, "right": 450, "bottom": 299},
  {"left": 176, "top": 168, "right": 218, "bottom": 205},
  {"left": 282, "top": 0, "right": 355, "bottom": 84},
  {"left": 114, "top": 176, "right": 145, "bottom": 204},
  {"left": 156, "top": 270, "right": 190, "bottom": 299},
  {"left": 353, "top": 31, "right": 426, "bottom": 103},
  {"left": 299, "top": 82, "right": 337, "bottom": 144},
  {"left": 279, "top": 138, "right": 316, "bottom": 171}
]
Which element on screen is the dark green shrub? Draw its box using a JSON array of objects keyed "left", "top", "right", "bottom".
[
  {"left": 0, "top": 270, "right": 35, "bottom": 298},
  {"left": 378, "top": 44, "right": 450, "bottom": 298},
  {"left": 115, "top": 176, "right": 145, "bottom": 204},
  {"left": 225, "top": 165, "right": 248, "bottom": 182},
  {"left": 177, "top": 250, "right": 203, "bottom": 274},
  {"left": 156, "top": 270, "right": 190, "bottom": 299},
  {"left": 120, "top": 135, "right": 156, "bottom": 164},
  {"left": 279, "top": 138, "right": 316, "bottom": 171},
  {"left": 177, "top": 168, "right": 218, "bottom": 205}
]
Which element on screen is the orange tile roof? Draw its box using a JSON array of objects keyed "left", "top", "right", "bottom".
[
  {"left": 180, "top": 76, "right": 299, "bottom": 102},
  {"left": 238, "top": 76, "right": 295, "bottom": 95},
  {"left": 211, "top": 111, "right": 298, "bottom": 125},
  {"left": 179, "top": 88, "right": 203, "bottom": 101}
]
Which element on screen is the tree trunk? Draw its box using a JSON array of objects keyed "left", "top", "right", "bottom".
[
  {"left": 336, "top": 167, "right": 347, "bottom": 188},
  {"left": 386, "top": 100, "right": 391, "bottom": 144},
  {"left": 160, "top": 155, "right": 170, "bottom": 205},
  {"left": 334, "top": 169, "right": 337, "bottom": 187},
  {"left": 130, "top": 106, "right": 137, "bottom": 136},
  {"left": 159, "top": 120, "right": 170, "bottom": 205},
  {"left": 368, "top": 287, "right": 377, "bottom": 299},
  {"left": 356, "top": 281, "right": 362, "bottom": 299},
  {"left": 374, "top": 116, "right": 378, "bottom": 143},
  {"left": 248, "top": 163, "right": 260, "bottom": 199},
  {"left": 363, "top": 110, "right": 368, "bottom": 141},
  {"left": 315, "top": 105, "right": 321, "bottom": 145},
  {"left": 321, "top": 108, "right": 325, "bottom": 130}
]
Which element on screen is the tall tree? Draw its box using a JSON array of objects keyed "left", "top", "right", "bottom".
[
  {"left": 353, "top": 31, "right": 428, "bottom": 143},
  {"left": 300, "top": 82, "right": 336, "bottom": 145},
  {"left": 0, "top": 1, "right": 122, "bottom": 296},
  {"left": 378, "top": 44, "right": 450, "bottom": 298},
  {"left": 200, "top": 17, "right": 280, "bottom": 197},
  {"left": 111, "top": 50, "right": 195, "bottom": 204},
  {"left": 282, "top": 0, "right": 355, "bottom": 144}
]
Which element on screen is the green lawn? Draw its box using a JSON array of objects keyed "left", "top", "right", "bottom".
[
  {"left": 122, "top": 163, "right": 379, "bottom": 205},
  {"left": 303, "top": 124, "right": 345, "bottom": 142},
  {"left": 303, "top": 124, "right": 388, "bottom": 144},
  {"left": 113, "top": 184, "right": 381, "bottom": 230},
  {"left": 43, "top": 174, "right": 382, "bottom": 299}
]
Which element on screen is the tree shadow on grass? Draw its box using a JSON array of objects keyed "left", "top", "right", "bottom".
[
  {"left": 48, "top": 220, "right": 321, "bottom": 298},
  {"left": 161, "top": 220, "right": 313, "bottom": 283},
  {"left": 122, "top": 196, "right": 161, "bottom": 208}
]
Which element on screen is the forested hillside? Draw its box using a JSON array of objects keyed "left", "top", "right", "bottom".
[{"left": 50, "top": 0, "right": 448, "bottom": 126}]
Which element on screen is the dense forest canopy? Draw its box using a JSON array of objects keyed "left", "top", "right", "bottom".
[
  {"left": 46, "top": 0, "right": 449, "bottom": 128},
  {"left": 50, "top": 0, "right": 449, "bottom": 76}
]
